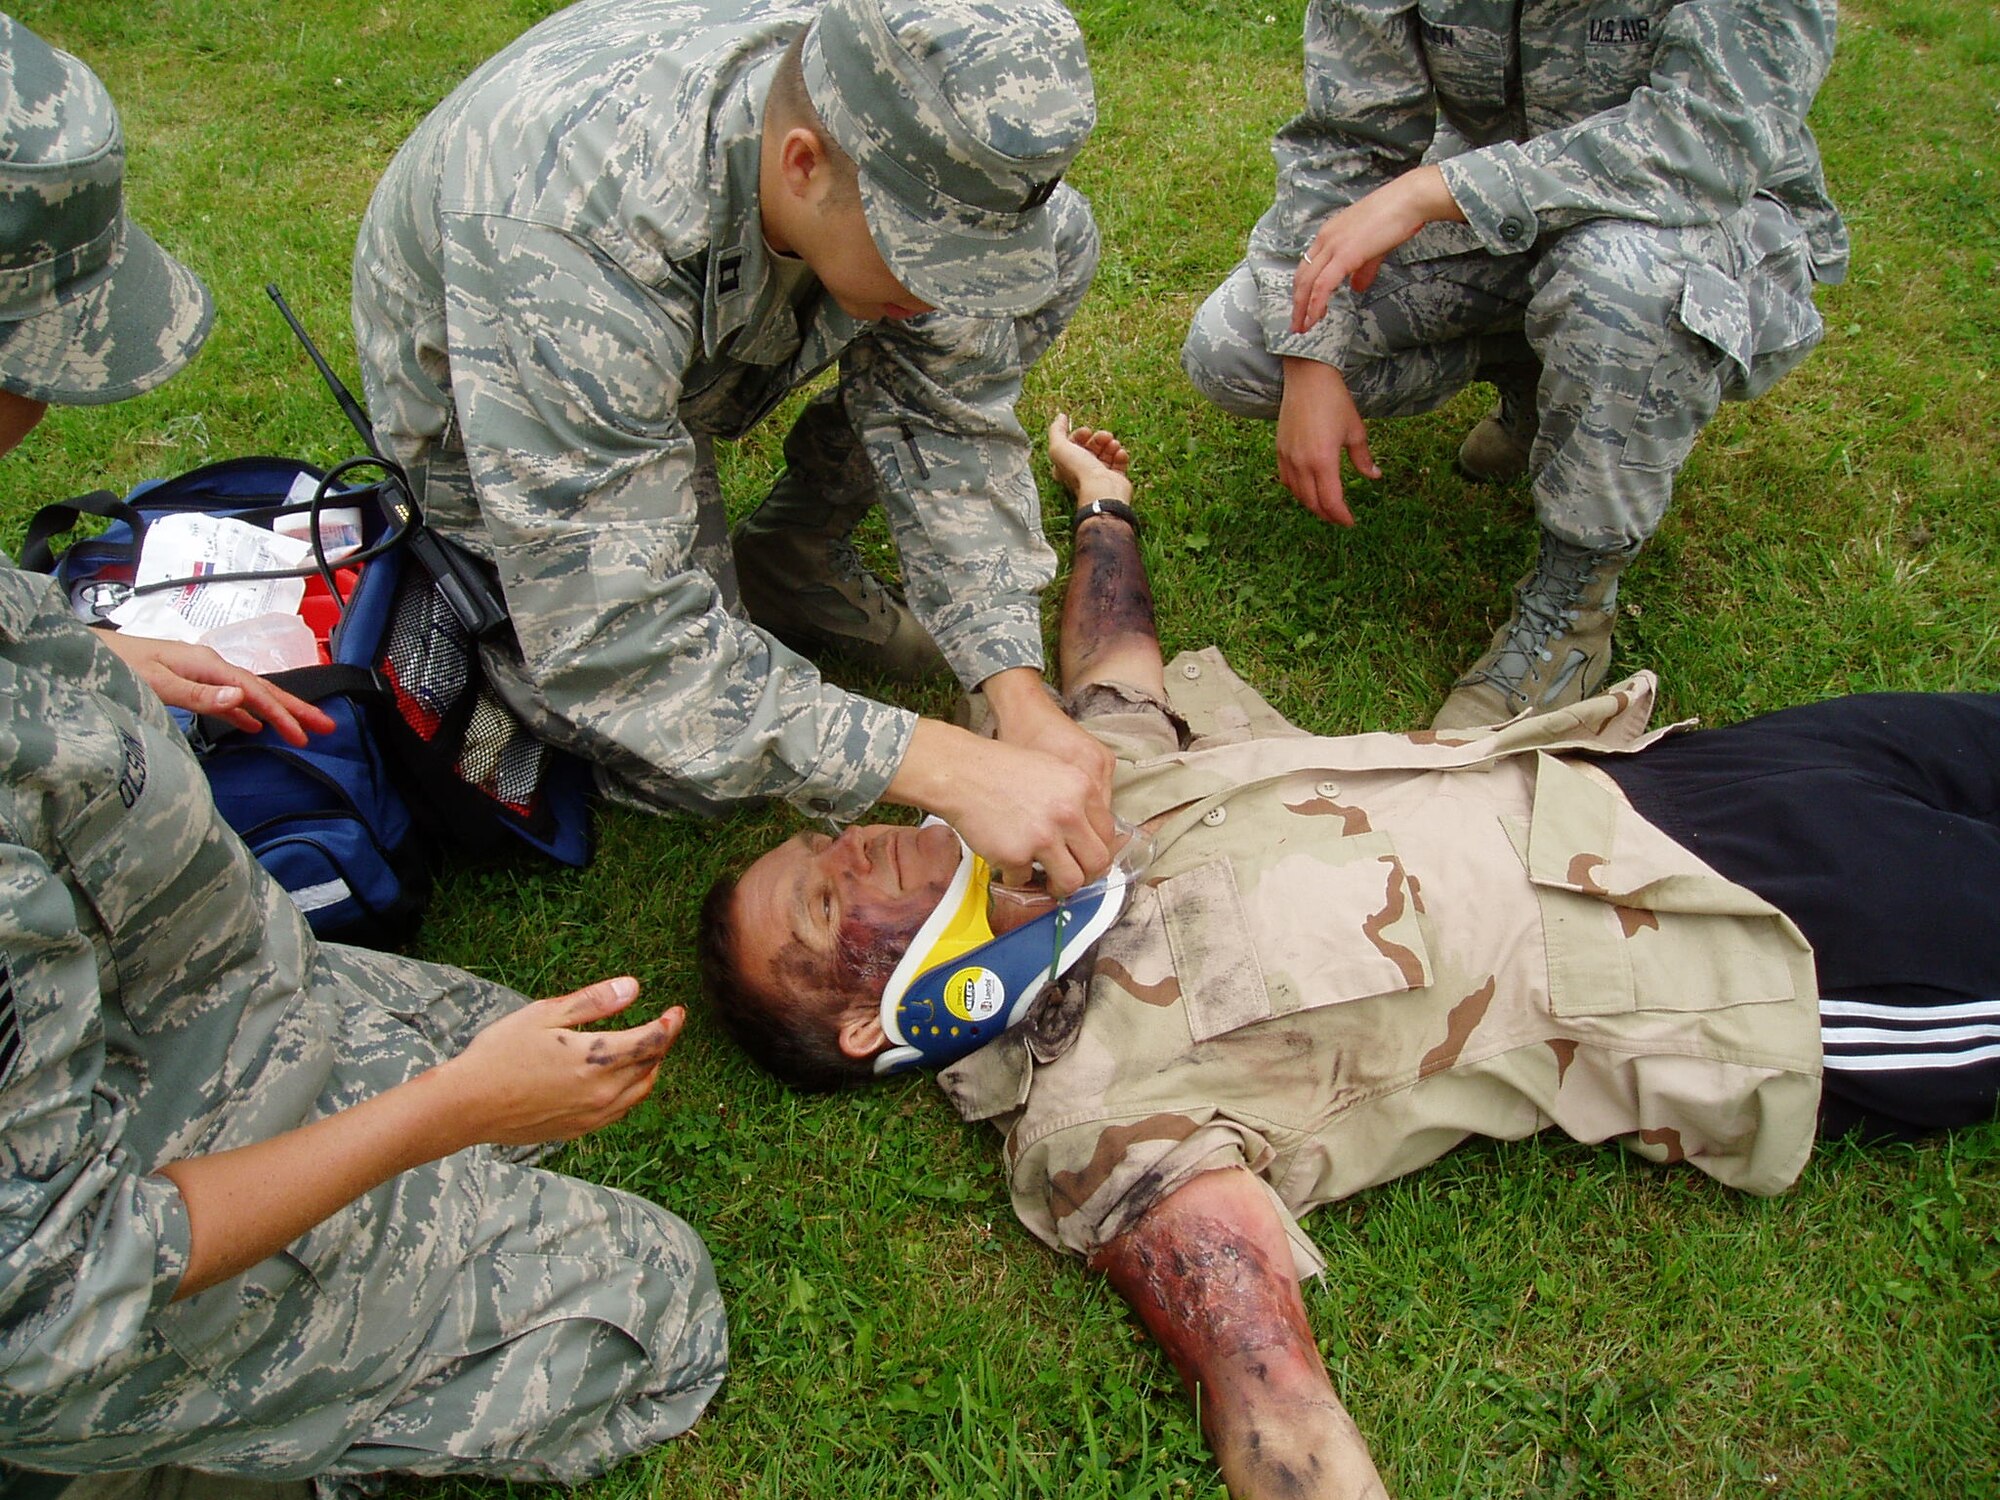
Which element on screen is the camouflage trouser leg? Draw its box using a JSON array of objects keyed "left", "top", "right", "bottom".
[
  {"left": 1524, "top": 200, "right": 1825, "bottom": 550},
  {"left": 325, "top": 945, "right": 557, "bottom": 1166},
  {"left": 1182, "top": 198, "right": 1827, "bottom": 550},
  {"left": 1181, "top": 246, "right": 1530, "bottom": 422},
  {"left": 4, "top": 1165, "right": 721, "bottom": 1500},
  {"left": 315, "top": 1160, "right": 727, "bottom": 1499},
  {"left": 748, "top": 386, "right": 880, "bottom": 534},
  {"left": 0, "top": 953, "right": 724, "bottom": 1490}
]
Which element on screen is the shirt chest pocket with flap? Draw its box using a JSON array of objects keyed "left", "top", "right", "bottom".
[
  {"left": 1152, "top": 800, "right": 1435, "bottom": 1044},
  {"left": 1515, "top": 752, "right": 1811, "bottom": 1018}
]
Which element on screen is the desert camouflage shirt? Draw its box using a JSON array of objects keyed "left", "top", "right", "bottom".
[
  {"left": 1253, "top": 0, "right": 1851, "bottom": 369},
  {"left": 937, "top": 651, "right": 1823, "bottom": 1274},
  {"left": 353, "top": 0, "right": 1060, "bottom": 820}
]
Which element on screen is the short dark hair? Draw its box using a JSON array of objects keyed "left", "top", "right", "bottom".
[
  {"left": 697, "top": 870, "right": 876, "bottom": 1093},
  {"left": 766, "top": 30, "right": 860, "bottom": 207}
]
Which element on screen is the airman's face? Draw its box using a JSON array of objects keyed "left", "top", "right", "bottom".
[{"left": 794, "top": 199, "right": 936, "bottom": 323}]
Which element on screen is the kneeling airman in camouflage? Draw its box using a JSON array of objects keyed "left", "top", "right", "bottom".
[
  {"left": 0, "top": 16, "right": 723, "bottom": 1494},
  {"left": 1183, "top": 0, "right": 1847, "bottom": 731},
  {"left": 353, "top": 0, "right": 1122, "bottom": 898}
]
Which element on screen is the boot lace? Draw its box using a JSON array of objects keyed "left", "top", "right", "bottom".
[
  {"left": 823, "top": 535, "right": 910, "bottom": 620},
  {"left": 1467, "top": 543, "right": 1606, "bottom": 703}
]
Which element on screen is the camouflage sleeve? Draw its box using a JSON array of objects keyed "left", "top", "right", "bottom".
[
  {"left": 1439, "top": 0, "right": 1839, "bottom": 255},
  {"left": 1248, "top": 0, "right": 1436, "bottom": 367},
  {"left": 438, "top": 214, "right": 914, "bottom": 816},
  {"left": 838, "top": 307, "right": 1052, "bottom": 690},
  {"left": 0, "top": 839, "right": 192, "bottom": 1391}
]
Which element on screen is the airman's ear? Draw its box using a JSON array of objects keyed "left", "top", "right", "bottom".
[
  {"left": 776, "top": 125, "right": 836, "bottom": 202},
  {"left": 836, "top": 1007, "right": 888, "bottom": 1061}
]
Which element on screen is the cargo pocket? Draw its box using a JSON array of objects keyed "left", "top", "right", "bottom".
[
  {"left": 1524, "top": 754, "right": 1806, "bottom": 1018},
  {"left": 1533, "top": 878, "right": 1804, "bottom": 1018},
  {"left": 1621, "top": 264, "right": 1748, "bottom": 474},
  {"left": 1161, "top": 841, "right": 1433, "bottom": 1043},
  {"left": 1735, "top": 215, "right": 1825, "bottom": 400}
]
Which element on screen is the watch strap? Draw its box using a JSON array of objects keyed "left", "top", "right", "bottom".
[{"left": 1071, "top": 498, "right": 1141, "bottom": 536}]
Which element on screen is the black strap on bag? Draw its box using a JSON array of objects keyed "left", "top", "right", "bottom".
[
  {"left": 183, "top": 663, "right": 388, "bottom": 754},
  {"left": 23, "top": 459, "right": 416, "bottom": 611},
  {"left": 17, "top": 489, "right": 142, "bottom": 574}
]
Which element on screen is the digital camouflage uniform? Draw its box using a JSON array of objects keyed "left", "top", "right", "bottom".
[
  {"left": 0, "top": 563, "right": 725, "bottom": 1491},
  {"left": 1182, "top": 0, "right": 1848, "bottom": 552},
  {"left": 352, "top": 0, "right": 1098, "bottom": 822},
  {"left": 0, "top": 11, "right": 212, "bottom": 405},
  {"left": 938, "top": 650, "right": 1822, "bottom": 1271}
]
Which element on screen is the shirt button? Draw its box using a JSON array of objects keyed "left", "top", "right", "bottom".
[
  {"left": 1316, "top": 780, "right": 1341, "bottom": 799},
  {"left": 1201, "top": 806, "right": 1227, "bottom": 827},
  {"left": 1182, "top": 661, "right": 1202, "bottom": 680},
  {"left": 808, "top": 797, "right": 835, "bottom": 814},
  {"left": 1499, "top": 218, "right": 1525, "bottom": 243}
]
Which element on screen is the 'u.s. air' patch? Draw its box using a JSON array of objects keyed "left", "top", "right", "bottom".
[{"left": 1588, "top": 16, "right": 1652, "bottom": 44}]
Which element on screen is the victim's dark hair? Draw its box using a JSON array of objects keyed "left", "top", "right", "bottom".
[{"left": 696, "top": 871, "right": 875, "bottom": 1094}]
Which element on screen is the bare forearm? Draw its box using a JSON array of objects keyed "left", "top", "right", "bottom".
[
  {"left": 157, "top": 977, "right": 673, "bottom": 1302},
  {"left": 882, "top": 716, "right": 985, "bottom": 814},
  {"left": 1058, "top": 511, "right": 1162, "bottom": 698},
  {"left": 157, "top": 1066, "right": 474, "bottom": 1300},
  {"left": 1093, "top": 1167, "right": 1389, "bottom": 1500}
]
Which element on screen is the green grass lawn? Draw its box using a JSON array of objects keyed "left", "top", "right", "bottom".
[{"left": 7, "top": 2, "right": 1998, "bottom": 1496}]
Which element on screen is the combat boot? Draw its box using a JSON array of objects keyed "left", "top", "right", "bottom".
[
  {"left": 732, "top": 394, "right": 948, "bottom": 683},
  {"left": 1455, "top": 373, "right": 1540, "bottom": 484},
  {"left": 1431, "top": 532, "right": 1640, "bottom": 731}
]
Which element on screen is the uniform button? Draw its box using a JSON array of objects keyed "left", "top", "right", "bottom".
[
  {"left": 1201, "top": 806, "right": 1227, "bottom": 827},
  {"left": 1316, "top": 780, "right": 1341, "bottom": 799},
  {"left": 1499, "top": 218, "right": 1525, "bottom": 242},
  {"left": 808, "top": 797, "right": 835, "bottom": 814},
  {"left": 1182, "top": 661, "right": 1202, "bottom": 680}
]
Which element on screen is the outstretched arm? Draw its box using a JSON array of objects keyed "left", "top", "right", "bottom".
[
  {"left": 1091, "top": 1166, "right": 1389, "bottom": 1500},
  {"left": 160, "top": 978, "right": 681, "bottom": 1299},
  {"left": 1048, "top": 414, "right": 1165, "bottom": 702}
]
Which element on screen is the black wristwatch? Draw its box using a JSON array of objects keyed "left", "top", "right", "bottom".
[{"left": 1071, "top": 497, "right": 1141, "bottom": 536}]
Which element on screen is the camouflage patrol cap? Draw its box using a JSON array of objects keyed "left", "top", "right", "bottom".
[
  {"left": 802, "top": 0, "right": 1095, "bottom": 320},
  {"left": 0, "top": 14, "right": 212, "bottom": 405}
]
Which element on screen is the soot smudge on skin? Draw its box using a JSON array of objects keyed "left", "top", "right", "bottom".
[
  {"left": 1070, "top": 524, "right": 1157, "bottom": 664},
  {"left": 835, "top": 910, "right": 912, "bottom": 998},
  {"left": 1099, "top": 1210, "right": 1314, "bottom": 1379}
]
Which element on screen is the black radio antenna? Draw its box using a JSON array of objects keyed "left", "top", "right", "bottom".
[
  {"left": 266, "top": 283, "right": 385, "bottom": 459},
  {"left": 263, "top": 282, "right": 511, "bottom": 639}
]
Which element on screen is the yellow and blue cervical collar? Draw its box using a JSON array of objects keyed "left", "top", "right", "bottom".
[{"left": 873, "top": 817, "right": 1142, "bottom": 1075}]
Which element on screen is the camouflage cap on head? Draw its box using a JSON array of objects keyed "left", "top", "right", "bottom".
[
  {"left": 802, "top": 0, "right": 1095, "bottom": 321},
  {"left": 0, "top": 13, "right": 212, "bottom": 406}
]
